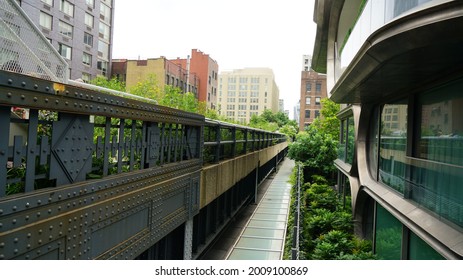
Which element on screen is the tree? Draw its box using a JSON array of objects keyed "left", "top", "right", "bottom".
[
  {"left": 90, "top": 76, "right": 126, "bottom": 92},
  {"left": 128, "top": 74, "right": 162, "bottom": 100},
  {"left": 288, "top": 125, "right": 338, "bottom": 181},
  {"left": 249, "top": 109, "right": 299, "bottom": 135},
  {"left": 311, "top": 98, "right": 340, "bottom": 140}
]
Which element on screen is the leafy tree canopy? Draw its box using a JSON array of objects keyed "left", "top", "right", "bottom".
[{"left": 310, "top": 98, "right": 340, "bottom": 140}]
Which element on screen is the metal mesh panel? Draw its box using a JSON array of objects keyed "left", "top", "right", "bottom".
[{"left": 0, "top": 0, "right": 68, "bottom": 83}]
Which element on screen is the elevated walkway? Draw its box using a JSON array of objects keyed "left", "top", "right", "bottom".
[{"left": 223, "top": 159, "right": 294, "bottom": 260}]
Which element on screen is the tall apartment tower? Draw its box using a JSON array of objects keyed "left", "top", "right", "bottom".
[
  {"left": 299, "top": 68, "right": 327, "bottom": 131},
  {"left": 218, "top": 68, "right": 279, "bottom": 124},
  {"left": 18, "top": 0, "right": 114, "bottom": 82},
  {"left": 170, "top": 49, "right": 219, "bottom": 110}
]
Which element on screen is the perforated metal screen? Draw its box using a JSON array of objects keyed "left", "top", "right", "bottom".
[{"left": 0, "top": 0, "right": 68, "bottom": 83}]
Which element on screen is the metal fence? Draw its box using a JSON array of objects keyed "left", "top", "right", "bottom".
[{"left": 0, "top": 0, "right": 68, "bottom": 83}]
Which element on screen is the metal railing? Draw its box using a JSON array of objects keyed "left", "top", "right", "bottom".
[
  {"left": 203, "top": 118, "right": 287, "bottom": 164},
  {"left": 292, "top": 163, "right": 302, "bottom": 260}
]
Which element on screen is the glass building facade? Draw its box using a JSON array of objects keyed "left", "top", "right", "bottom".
[{"left": 312, "top": 0, "right": 463, "bottom": 259}]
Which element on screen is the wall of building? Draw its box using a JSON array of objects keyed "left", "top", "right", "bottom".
[
  {"left": 19, "top": 0, "right": 114, "bottom": 81},
  {"left": 124, "top": 58, "right": 165, "bottom": 92},
  {"left": 218, "top": 68, "right": 280, "bottom": 124},
  {"left": 299, "top": 70, "right": 327, "bottom": 131}
]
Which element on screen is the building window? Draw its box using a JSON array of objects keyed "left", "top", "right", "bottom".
[
  {"left": 305, "top": 97, "right": 311, "bottom": 105},
  {"left": 84, "top": 32, "right": 93, "bottom": 46},
  {"left": 41, "top": 0, "right": 53, "bottom": 6},
  {"left": 378, "top": 102, "right": 408, "bottom": 194},
  {"left": 99, "top": 22, "right": 110, "bottom": 41},
  {"left": 98, "top": 40, "right": 109, "bottom": 59},
  {"left": 305, "top": 109, "right": 310, "bottom": 118},
  {"left": 251, "top": 77, "right": 259, "bottom": 83},
  {"left": 315, "top": 110, "right": 320, "bottom": 118},
  {"left": 239, "top": 91, "right": 247, "bottom": 97},
  {"left": 408, "top": 231, "right": 445, "bottom": 260},
  {"left": 228, "top": 77, "right": 236, "bottom": 83},
  {"left": 100, "top": 3, "right": 111, "bottom": 23},
  {"left": 39, "top": 12, "right": 52, "bottom": 30},
  {"left": 227, "top": 105, "right": 235, "bottom": 110},
  {"left": 85, "top": 13, "right": 94, "bottom": 28},
  {"left": 315, "top": 97, "right": 321, "bottom": 105},
  {"left": 85, "top": 0, "right": 94, "bottom": 8},
  {"left": 251, "top": 85, "right": 259, "bottom": 90},
  {"left": 82, "top": 52, "right": 92, "bottom": 66},
  {"left": 58, "top": 20, "right": 73, "bottom": 38},
  {"left": 238, "top": 98, "right": 246, "bottom": 103},
  {"left": 264, "top": 92, "right": 267, "bottom": 97},
  {"left": 238, "top": 105, "right": 247, "bottom": 110},
  {"left": 316, "top": 83, "right": 322, "bottom": 92},
  {"left": 375, "top": 204, "right": 402, "bottom": 260},
  {"left": 58, "top": 43, "right": 72, "bottom": 60},
  {"left": 82, "top": 72, "right": 91, "bottom": 83},
  {"left": 97, "top": 60, "right": 108, "bottom": 75},
  {"left": 306, "top": 82, "right": 311, "bottom": 92},
  {"left": 60, "top": 0, "right": 74, "bottom": 17},
  {"left": 227, "top": 91, "right": 236, "bottom": 97}
]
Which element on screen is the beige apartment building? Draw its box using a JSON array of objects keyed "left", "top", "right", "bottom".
[{"left": 218, "top": 68, "right": 280, "bottom": 124}]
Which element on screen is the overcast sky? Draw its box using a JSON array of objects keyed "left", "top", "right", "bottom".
[{"left": 112, "top": 0, "right": 317, "bottom": 117}]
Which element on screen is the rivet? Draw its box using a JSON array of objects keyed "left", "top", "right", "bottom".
[
  {"left": 34, "top": 84, "right": 38, "bottom": 89},
  {"left": 21, "top": 95, "right": 25, "bottom": 99},
  {"left": 7, "top": 79, "right": 13, "bottom": 84},
  {"left": 45, "top": 86, "right": 50, "bottom": 91}
]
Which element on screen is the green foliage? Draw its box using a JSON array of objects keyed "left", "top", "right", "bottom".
[
  {"left": 311, "top": 98, "right": 341, "bottom": 140},
  {"left": 284, "top": 171, "right": 375, "bottom": 260},
  {"left": 90, "top": 75, "right": 126, "bottom": 92},
  {"left": 128, "top": 74, "right": 162, "bottom": 100},
  {"left": 249, "top": 109, "right": 298, "bottom": 135},
  {"left": 312, "top": 230, "right": 354, "bottom": 260},
  {"left": 288, "top": 125, "right": 337, "bottom": 178}
]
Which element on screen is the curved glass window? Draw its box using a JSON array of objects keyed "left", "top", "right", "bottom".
[
  {"left": 375, "top": 204, "right": 402, "bottom": 260},
  {"left": 369, "top": 79, "right": 463, "bottom": 228},
  {"left": 379, "top": 101, "right": 408, "bottom": 194},
  {"left": 338, "top": 116, "right": 355, "bottom": 165},
  {"left": 408, "top": 231, "right": 444, "bottom": 260}
]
